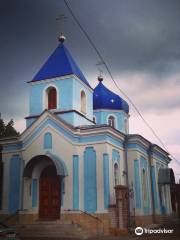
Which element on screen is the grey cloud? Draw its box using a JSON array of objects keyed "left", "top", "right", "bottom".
[
  {"left": 137, "top": 98, "right": 180, "bottom": 113},
  {"left": 1, "top": 0, "right": 180, "bottom": 120}
]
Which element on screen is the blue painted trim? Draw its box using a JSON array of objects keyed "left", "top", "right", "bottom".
[
  {"left": 84, "top": 147, "right": 97, "bottom": 213},
  {"left": 140, "top": 156, "right": 150, "bottom": 215},
  {"left": 103, "top": 154, "right": 109, "bottom": 209},
  {"left": 45, "top": 151, "right": 68, "bottom": 176},
  {"left": 3, "top": 143, "right": 22, "bottom": 152},
  {"left": 20, "top": 159, "right": 25, "bottom": 210},
  {"left": 152, "top": 151, "right": 167, "bottom": 162},
  {"left": 161, "top": 205, "right": 166, "bottom": 214},
  {"left": 26, "top": 118, "right": 36, "bottom": 128},
  {"left": 73, "top": 155, "right": 79, "bottom": 210},
  {"left": 156, "top": 163, "right": 161, "bottom": 211},
  {"left": 112, "top": 149, "right": 120, "bottom": 164},
  {"left": 151, "top": 166, "right": 158, "bottom": 209},
  {"left": 106, "top": 135, "right": 123, "bottom": 148},
  {"left": 21, "top": 118, "right": 124, "bottom": 150},
  {"left": 22, "top": 118, "right": 78, "bottom": 148},
  {"left": 128, "top": 143, "right": 168, "bottom": 163},
  {"left": 93, "top": 110, "right": 128, "bottom": 133},
  {"left": 8, "top": 155, "right": 21, "bottom": 213},
  {"left": 79, "top": 134, "right": 123, "bottom": 148},
  {"left": 79, "top": 135, "right": 107, "bottom": 143},
  {"left": 128, "top": 143, "right": 148, "bottom": 155},
  {"left": 32, "top": 179, "right": 38, "bottom": 207},
  {"left": 134, "top": 159, "right": 141, "bottom": 209},
  {"left": 61, "top": 178, "right": 65, "bottom": 207},
  {"left": 44, "top": 132, "right": 52, "bottom": 149}
]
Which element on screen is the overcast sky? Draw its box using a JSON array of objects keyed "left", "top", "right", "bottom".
[{"left": 0, "top": 0, "right": 180, "bottom": 181}]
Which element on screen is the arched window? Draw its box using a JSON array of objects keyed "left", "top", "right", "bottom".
[
  {"left": 142, "top": 168, "right": 147, "bottom": 203},
  {"left": 108, "top": 116, "right": 115, "bottom": 128},
  {"left": 80, "top": 90, "right": 86, "bottom": 114},
  {"left": 114, "top": 163, "right": 119, "bottom": 186},
  {"left": 47, "top": 87, "right": 57, "bottom": 110}
]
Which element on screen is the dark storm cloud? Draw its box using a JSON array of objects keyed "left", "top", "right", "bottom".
[
  {"left": 99, "top": 1, "right": 180, "bottom": 77},
  {"left": 1, "top": 0, "right": 180, "bottom": 121}
]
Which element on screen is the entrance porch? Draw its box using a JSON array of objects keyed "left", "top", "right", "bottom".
[{"left": 22, "top": 154, "right": 67, "bottom": 220}]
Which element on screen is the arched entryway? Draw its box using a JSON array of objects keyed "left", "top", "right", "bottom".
[
  {"left": 39, "top": 165, "right": 61, "bottom": 219},
  {"left": 23, "top": 154, "right": 68, "bottom": 220}
]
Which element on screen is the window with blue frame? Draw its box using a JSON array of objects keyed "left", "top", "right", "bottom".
[
  {"left": 80, "top": 90, "right": 86, "bottom": 114},
  {"left": 46, "top": 87, "right": 57, "bottom": 110},
  {"left": 108, "top": 116, "right": 115, "bottom": 128},
  {"left": 44, "top": 132, "right": 52, "bottom": 149}
]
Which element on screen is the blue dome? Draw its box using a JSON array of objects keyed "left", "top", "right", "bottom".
[{"left": 93, "top": 80, "right": 129, "bottom": 114}]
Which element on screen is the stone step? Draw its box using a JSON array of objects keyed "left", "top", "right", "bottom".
[
  {"left": 159, "top": 217, "right": 179, "bottom": 224},
  {"left": 20, "top": 228, "right": 84, "bottom": 233},
  {"left": 25, "top": 220, "right": 73, "bottom": 225},
  {"left": 19, "top": 227, "right": 95, "bottom": 232},
  {"left": 17, "top": 223, "right": 95, "bottom": 239},
  {"left": 20, "top": 231, "right": 90, "bottom": 238},
  {"left": 20, "top": 234, "right": 88, "bottom": 239},
  {"left": 20, "top": 224, "right": 80, "bottom": 229},
  {"left": 20, "top": 232, "right": 91, "bottom": 239},
  {"left": 20, "top": 232, "right": 89, "bottom": 236}
]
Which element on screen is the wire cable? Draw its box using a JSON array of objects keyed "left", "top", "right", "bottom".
[{"left": 63, "top": 0, "right": 180, "bottom": 168}]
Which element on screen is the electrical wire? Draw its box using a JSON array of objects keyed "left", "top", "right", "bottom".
[{"left": 63, "top": 0, "right": 180, "bottom": 168}]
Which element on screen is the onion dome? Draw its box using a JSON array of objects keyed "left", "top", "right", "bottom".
[{"left": 93, "top": 77, "right": 129, "bottom": 114}]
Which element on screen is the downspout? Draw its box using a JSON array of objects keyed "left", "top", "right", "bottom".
[
  {"left": 148, "top": 144, "right": 155, "bottom": 223},
  {"left": 124, "top": 135, "right": 131, "bottom": 228}
]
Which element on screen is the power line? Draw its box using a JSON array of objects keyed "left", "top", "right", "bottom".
[{"left": 63, "top": 0, "right": 180, "bottom": 167}]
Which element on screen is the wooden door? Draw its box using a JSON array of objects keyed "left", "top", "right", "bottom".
[
  {"left": 39, "top": 166, "right": 61, "bottom": 220},
  {"left": 51, "top": 176, "right": 61, "bottom": 218}
]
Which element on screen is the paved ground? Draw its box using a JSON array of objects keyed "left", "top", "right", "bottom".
[{"left": 22, "top": 222, "right": 180, "bottom": 240}]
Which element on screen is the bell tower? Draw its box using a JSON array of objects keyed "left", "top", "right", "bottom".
[{"left": 25, "top": 34, "right": 94, "bottom": 127}]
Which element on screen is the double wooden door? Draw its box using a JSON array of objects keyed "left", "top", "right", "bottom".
[{"left": 39, "top": 166, "right": 61, "bottom": 220}]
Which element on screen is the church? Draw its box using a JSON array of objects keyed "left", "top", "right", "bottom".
[{"left": 0, "top": 34, "right": 175, "bottom": 237}]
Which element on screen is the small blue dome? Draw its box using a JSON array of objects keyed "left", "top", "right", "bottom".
[{"left": 93, "top": 80, "right": 129, "bottom": 114}]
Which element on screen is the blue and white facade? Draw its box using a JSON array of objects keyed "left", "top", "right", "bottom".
[{"left": 0, "top": 37, "right": 174, "bottom": 229}]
